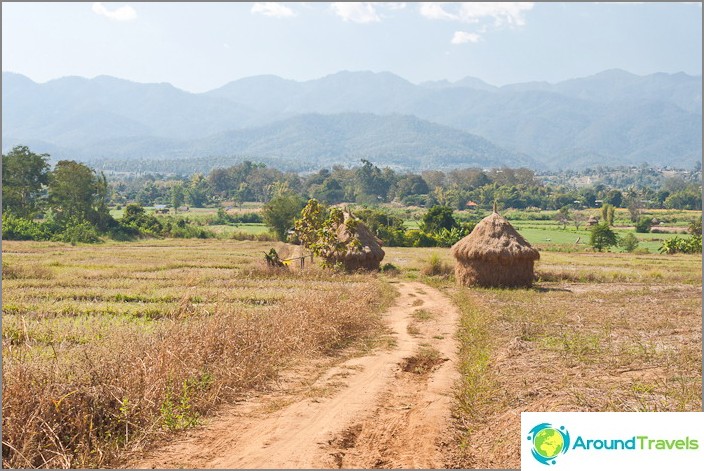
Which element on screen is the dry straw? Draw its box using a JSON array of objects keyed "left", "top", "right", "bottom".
[
  {"left": 330, "top": 212, "right": 385, "bottom": 271},
  {"left": 451, "top": 210, "right": 539, "bottom": 288}
]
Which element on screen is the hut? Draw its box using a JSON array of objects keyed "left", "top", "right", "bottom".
[
  {"left": 451, "top": 209, "right": 540, "bottom": 288},
  {"left": 587, "top": 215, "right": 599, "bottom": 226},
  {"left": 330, "top": 211, "right": 385, "bottom": 271}
]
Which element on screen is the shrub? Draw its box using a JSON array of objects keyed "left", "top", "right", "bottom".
[
  {"left": 1, "top": 213, "right": 51, "bottom": 241},
  {"left": 618, "top": 233, "right": 640, "bottom": 253},
  {"left": 54, "top": 218, "right": 102, "bottom": 244},
  {"left": 589, "top": 223, "right": 618, "bottom": 252},
  {"left": 380, "top": 262, "right": 400, "bottom": 275},
  {"left": 659, "top": 235, "right": 702, "bottom": 254},
  {"left": 421, "top": 253, "right": 453, "bottom": 277},
  {"left": 634, "top": 216, "right": 652, "bottom": 233},
  {"left": 405, "top": 229, "right": 437, "bottom": 247}
]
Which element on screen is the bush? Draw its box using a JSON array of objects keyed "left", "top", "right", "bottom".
[
  {"left": 405, "top": 229, "right": 437, "bottom": 247},
  {"left": 54, "top": 219, "right": 102, "bottom": 244},
  {"left": 659, "top": 235, "right": 702, "bottom": 254},
  {"left": 1, "top": 213, "right": 51, "bottom": 241},
  {"left": 211, "top": 208, "right": 263, "bottom": 225},
  {"left": 380, "top": 263, "right": 400, "bottom": 275},
  {"left": 421, "top": 253, "right": 453, "bottom": 277},
  {"left": 420, "top": 205, "right": 458, "bottom": 233},
  {"left": 121, "top": 203, "right": 163, "bottom": 236},
  {"left": 634, "top": 216, "right": 652, "bottom": 233},
  {"left": 618, "top": 233, "right": 639, "bottom": 253},
  {"left": 589, "top": 223, "right": 618, "bottom": 252}
]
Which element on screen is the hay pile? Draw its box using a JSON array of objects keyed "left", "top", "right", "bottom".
[
  {"left": 451, "top": 211, "right": 539, "bottom": 288},
  {"left": 331, "top": 212, "right": 385, "bottom": 271}
]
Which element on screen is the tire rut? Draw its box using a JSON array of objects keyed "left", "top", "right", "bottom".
[{"left": 131, "top": 281, "right": 460, "bottom": 469}]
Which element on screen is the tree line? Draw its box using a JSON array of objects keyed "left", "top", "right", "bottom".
[
  {"left": 2, "top": 146, "right": 209, "bottom": 243},
  {"left": 3, "top": 145, "right": 702, "bottom": 246},
  {"left": 110, "top": 158, "right": 701, "bottom": 212}
]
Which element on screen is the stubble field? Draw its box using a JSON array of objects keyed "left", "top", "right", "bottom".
[{"left": 1, "top": 239, "right": 701, "bottom": 469}]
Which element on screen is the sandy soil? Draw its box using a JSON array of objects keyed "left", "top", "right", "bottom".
[{"left": 131, "top": 281, "right": 460, "bottom": 469}]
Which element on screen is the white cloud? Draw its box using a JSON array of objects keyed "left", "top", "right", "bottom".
[
  {"left": 91, "top": 2, "right": 137, "bottom": 22},
  {"left": 451, "top": 31, "right": 482, "bottom": 44},
  {"left": 331, "top": 2, "right": 381, "bottom": 23},
  {"left": 251, "top": 2, "right": 295, "bottom": 18},
  {"left": 419, "top": 2, "right": 534, "bottom": 26},
  {"left": 419, "top": 3, "right": 458, "bottom": 20}
]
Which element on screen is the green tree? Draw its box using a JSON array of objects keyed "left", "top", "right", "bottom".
[
  {"left": 420, "top": 205, "right": 458, "bottom": 234},
  {"left": 356, "top": 159, "right": 391, "bottom": 202},
  {"left": 171, "top": 183, "right": 185, "bottom": 212},
  {"left": 590, "top": 223, "right": 618, "bottom": 252},
  {"left": 634, "top": 216, "right": 652, "bottom": 233},
  {"left": 1, "top": 145, "right": 50, "bottom": 218},
  {"left": 601, "top": 203, "right": 615, "bottom": 226},
  {"left": 604, "top": 189, "right": 623, "bottom": 207},
  {"left": 554, "top": 206, "right": 570, "bottom": 230},
  {"left": 312, "top": 178, "right": 346, "bottom": 204},
  {"left": 619, "top": 233, "right": 639, "bottom": 253},
  {"left": 393, "top": 175, "right": 429, "bottom": 199},
  {"left": 262, "top": 183, "right": 306, "bottom": 241},
  {"left": 185, "top": 173, "right": 210, "bottom": 207},
  {"left": 293, "top": 199, "right": 354, "bottom": 268},
  {"left": 47, "top": 160, "right": 112, "bottom": 229}
]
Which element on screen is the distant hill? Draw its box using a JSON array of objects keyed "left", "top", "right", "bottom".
[
  {"left": 23, "top": 113, "right": 535, "bottom": 173},
  {"left": 2, "top": 69, "right": 701, "bottom": 171}
]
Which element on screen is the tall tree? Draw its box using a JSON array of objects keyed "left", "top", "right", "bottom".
[
  {"left": 262, "top": 183, "right": 306, "bottom": 241},
  {"left": 48, "top": 160, "right": 112, "bottom": 228},
  {"left": 421, "top": 205, "right": 458, "bottom": 234},
  {"left": 2, "top": 145, "right": 50, "bottom": 218}
]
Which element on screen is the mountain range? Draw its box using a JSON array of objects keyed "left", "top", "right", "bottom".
[{"left": 2, "top": 69, "right": 701, "bottom": 172}]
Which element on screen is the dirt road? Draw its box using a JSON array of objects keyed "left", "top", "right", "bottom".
[{"left": 132, "top": 281, "right": 460, "bottom": 469}]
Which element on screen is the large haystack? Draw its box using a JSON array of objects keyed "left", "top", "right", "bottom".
[
  {"left": 331, "top": 212, "right": 385, "bottom": 271},
  {"left": 451, "top": 211, "right": 539, "bottom": 288}
]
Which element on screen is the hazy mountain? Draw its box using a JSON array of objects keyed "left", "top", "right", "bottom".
[
  {"left": 40, "top": 113, "right": 535, "bottom": 172},
  {"left": 2, "top": 72, "right": 253, "bottom": 145},
  {"left": 2, "top": 69, "right": 701, "bottom": 171}
]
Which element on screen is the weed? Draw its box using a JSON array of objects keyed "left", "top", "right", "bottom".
[
  {"left": 411, "top": 309, "right": 434, "bottom": 321},
  {"left": 421, "top": 253, "right": 453, "bottom": 277}
]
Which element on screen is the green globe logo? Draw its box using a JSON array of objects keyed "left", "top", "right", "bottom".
[{"left": 527, "top": 423, "right": 570, "bottom": 465}]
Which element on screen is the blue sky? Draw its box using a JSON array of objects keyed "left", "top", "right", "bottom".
[{"left": 2, "top": 2, "right": 701, "bottom": 92}]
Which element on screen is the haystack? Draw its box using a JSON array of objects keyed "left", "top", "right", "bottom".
[
  {"left": 451, "top": 210, "right": 539, "bottom": 288},
  {"left": 331, "top": 212, "right": 385, "bottom": 271}
]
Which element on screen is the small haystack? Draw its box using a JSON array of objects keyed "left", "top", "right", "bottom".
[
  {"left": 331, "top": 212, "right": 385, "bottom": 271},
  {"left": 451, "top": 209, "right": 539, "bottom": 288}
]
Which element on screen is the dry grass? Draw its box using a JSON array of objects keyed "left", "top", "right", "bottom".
[
  {"left": 1, "top": 239, "right": 395, "bottom": 468},
  {"left": 444, "top": 250, "right": 702, "bottom": 469},
  {"left": 420, "top": 253, "right": 453, "bottom": 277}
]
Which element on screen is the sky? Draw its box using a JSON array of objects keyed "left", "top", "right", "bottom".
[{"left": 2, "top": 2, "right": 702, "bottom": 93}]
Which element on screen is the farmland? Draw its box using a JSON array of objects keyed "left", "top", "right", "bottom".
[
  {"left": 2, "top": 229, "right": 701, "bottom": 468},
  {"left": 1, "top": 239, "right": 395, "bottom": 468}
]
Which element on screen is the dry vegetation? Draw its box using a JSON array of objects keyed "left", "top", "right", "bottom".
[
  {"left": 2, "top": 240, "right": 701, "bottom": 470},
  {"left": 1, "top": 239, "right": 395, "bottom": 468},
  {"left": 446, "top": 258, "right": 702, "bottom": 469},
  {"left": 380, "top": 246, "right": 701, "bottom": 468}
]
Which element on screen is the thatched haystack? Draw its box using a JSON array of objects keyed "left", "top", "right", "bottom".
[
  {"left": 331, "top": 212, "right": 385, "bottom": 271},
  {"left": 451, "top": 211, "right": 539, "bottom": 288}
]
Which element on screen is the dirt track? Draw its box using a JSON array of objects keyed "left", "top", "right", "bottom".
[{"left": 132, "top": 281, "right": 460, "bottom": 469}]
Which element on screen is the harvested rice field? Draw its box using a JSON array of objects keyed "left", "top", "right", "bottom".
[{"left": 1, "top": 240, "right": 701, "bottom": 469}]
